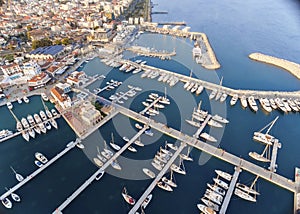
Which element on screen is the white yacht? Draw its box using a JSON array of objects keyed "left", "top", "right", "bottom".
[
  {"left": 6, "top": 102, "right": 13, "bottom": 110},
  {"left": 240, "top": 96, "right": 248, "bottom": 108},
  {"left": 41, "top": 93, "right": 49, "bottom": 101},
  {"left": 201, "top": 198, "right": 219, "bottom": 212},
  {"left": 142, "top": 168, "right": 156, "bottom": 179},
  {"left": 220, "top": 93, "right": 228, "bottom": 103},
  {"left": 39, "top": 110, "right": 47, "bottom": 121},
  {"left": 35, "top": 152, "right": 48, "bottom": 164},
  {"left": 209, "top": 89, "right": 217, "bottom": 100},
  {"left": 51, "top": 109, "right": 58, "bottom": 117},
  {"left": 274, "top": 98, "right": 287, "bottom": 112},
  {"left": 21, "top": 118, "right": 30, "bottom": 130},
  {"left": 196, "top": 85, "right": 204, "bottom": 95},
  {"left": 212, "top": 115, "right": 229, "bottom": 124},
  {"left": 234, "top": 188, "right": 256, "bottom": 202},
  {"left": 93, "top": 157, "right": 103, "bottom": 167},
  {"left": 28, "top": 128, "right": 35, "bottom": 138},
  {"left": 157, "top": 181, "right": 173, "bottom": 192},
  {"left": 21, "top": 130, "right": 29, "bottom": 142},
  {"left": 141, "top": 194, "right": 152, "bottom": 209},
  {"left": 122, "top": 187, "right": 135, "bottom": 205},
  {"left": 44, "top": 121, "right": 51, "bottom": 130},
  {"left": 45, "top": 109, "right": 53, "bottom": 118},
  {"left": 111, "top": 160, "right": 122, "bottom": 170},
  {"left": 213, "top": 178, "right": 229, "bottom": 189},
  {"left": 200, "top": 133, "right": 217, "bottom": 143},
  {"left": 23, "top": 96, "right": 29, "bottom": 103},
  {"left": 1, "top": 197, "right": 12, "bottom": 209},
  {"left": 208, "top": 119, "right": 223, "bottom": 128},
  {"left": 197, "top": 204, "right": 216, "bottom": 214},
  {"left": 207, "top": 183, "right": 226, "bottom": 196},
  {"left": 215, "top": 169, "right": 232, "bottom": 181},
  {"left": 204, "top": 191, "right": 223, "bottom": 205},
  {"left": 259, "top": 98, "right": 272, "bottom": 113},
  {"left": 50, "top": 119, "right": 58, "bottom": 129},
  {"left": 17, "top": 97, "right": 22, "bottom": 104},
  {"left": 0, "top": 130, "right": 13, "bottom": 139},
  {"left": 230, "top": 94, "right": 238, "bottom": 106},
  {"left": 248, "top": 96, "right": 258, "bottom": 112}
]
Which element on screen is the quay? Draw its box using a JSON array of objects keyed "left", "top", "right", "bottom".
[
  {"left": 110, "top": 102, "right": 297, "bottom": 193},
  {"left": 128, "top": 142, "right": 186, "bottom": 214},
  {"left": 193, "top": 114, "right": 212, "bottom": 138},
  {"left": 0, "top": 141, "right": 76, "bottom": 201},
  {"left": 126, "top": 46, "right": 176, "bottom": 59},
  {"left": 268, "top": 139, "right": 281, "bottom": 172},
  {"left": 219, "top": 167, "right": 241, "bottom": 214},
  {"left": 121, "top": 58, "right": 300, "bottom": 99},
  {"left": 294, "top": 168, "right": 300, "bottom": 213},
  {"left": 52, "top": 126, "right": 148, "bottom": 214},
  {"left": 249, "top": 53, "right": 300, "bottom": 80},
  {"left": 157, "top": 21, "right": 186, "bottom": 26}
]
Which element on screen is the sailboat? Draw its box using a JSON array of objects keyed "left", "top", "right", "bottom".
[
  {"left": 93, "top": 157, "right": 103, "bottom": 167},
  {"left": 249, "top": 144, "right": 271, "bottom": 162},
  {"left": 157, "top": 181, "right": 173, "bottom": 192},
  {"left": 143, "top": 168, "right": 156, "bottom": 179},
  {"left": 159, "top": 87, "right": 170, "bottom": 105},
  {"left": 166, "top": 142, "right": 178, "bottom": 151},
  {"left": 110, "top": 133, "right": 121, "bottom": 151},
  {"left": 236, "top": 175, "right": 260, "bottom": 195},
  {"left": 162, "top": 170, "right": 177, "bottom": 188},
  {"left": 10, "top": 166, "right": 24, "bottom": 182},
  {"left": 134, "top": 136, "right": 144, "bottom": 147},
  {"left": 234, "top": 188, "right": 256, "bottom": 202},
  {"left": 180, "top": 146, "right": 193, "bottom": 161},
  {"left": 201, "top": 198, "right": 219, "bottom": 212},
  {"left": 122, "top": 187, "right": 135, "bottom": 205},
  {"left": 5, "top": 188, "right": 20, "bottom": 202},
  {"left": 1, "top": 197, "right": 12, "bottom": 209},
  {"left": 252, "top": 116, "right": 279, "bottom": 146},
  {"left": 215, "top": 169, "right": 232, "bottom": 181},
  {"left": 185, "top": 114, "right": 201, "bottom": 128},
  {"left": 171, "top": 158, "right": 186, "bottom": 175},
  {"left": 97, "top": 146, "right": 107, "bottom": 162}
]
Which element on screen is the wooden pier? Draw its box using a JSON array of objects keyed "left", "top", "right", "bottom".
[
  {"left": 128, "top": 142, "right": 186, "bottom": 214},
  {"left": 269, "top": 139, "right": 281, "bottom": 172},
  {"left": 52, "top": 126, "right": 148, "bottom": 214},
  {"left": 193, "top": 114, "right": 211, "bottom": 138},
  {"left": 112, "top": 103, "right": 297, "bottom": 193},
  {"left": 0, "top": 142, "right": 76, "bottom": 201},
  {"left": 219, "top": 167, "right": 242, "bottom": 214}
]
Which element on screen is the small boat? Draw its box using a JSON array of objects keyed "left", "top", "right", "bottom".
[
  {"left": 111, "top": 160, "right": 122, "bottom": 170},
  {"left": 196, "top": 85, "right": 204, "bottom": 95},
  {"left": 236, "top": 183, "right": 260, "bottom": 195},
  {"left": 166, "top": 143, "right": 178, "bottom": 151},
  {"left": 197, "top": 204, "right": 216, "bottom": 214},
  {"left": 220, "top": 93, "right": 228, "bottom": 103},
  {"left": 10, "top": 166, "right": 24, "bottom": 182},
  {"left": 110, "top": 133, "right": 121, "bottom": 151},
  {"left": 141, "top": 194, "right": 152, "bottom": 209},
  {"left": 44, "top": 121, "right": 51, "bottom": 130},
  {"left": 207, "top": 183, "right": 226, "bottom": 196},
  {"left": 201, "top": 198, "right": 219, "bottom": 212},
  {"left": 200, "top": 133, "right": 217, "bottom": 143},
  {"left": 95, "top": 170, "right": 105, "bottom": 181},
  {"left": 204, "top": 191, "right": 223, "bottom": 205},
  {"left": 17, "top": 97, "right": 22, "bottom": 104},
  {"left": 123, "top": 136, "right": 130, "bottom": 142},
  {"left": 157, "top": 181, "right": 173, "bottom": 192},
  {"left": 122, "top": 187, "right": 135, "bottom": 205},
  {"left": 134, "top": 138, "right": 144, "bottom": 147},
  {"left": 171, "top": 162, "right": 186, "bottom": 175},
  {"left": 5, "top": 188, "right": 21, "bottom": 202},
  {"left": 160, "top": 146, "right": 173, "bottom": 156},
  {"left": 23, "top": 96, "right": 29, "bottom": 103},
  {"left": 249, "top": 151, "right": 270, "bottom": 162},
  {"left": 145, "top": 130, "right": 154, "bottom": 137},
  {"left": 128, "top": 146, "right": 137, "bottom": 152},
  {"left": 50, "top": 119, "right": 58, "bottom": 129},
  {"left": 51, "top": 109, "right": 58, "bottom": 117},
  {"left": 248, "top": 96, "right": 258, "bottom": 112},
  {"left": 151, "top": 161, "right": 163, "bottom": 171},
  {"left": 185, "top": 118, "right": 201, "bottom": 128},
  {"left": 6, "top": 102, "right": 13, "bottom": 110},
  {"left": 208, "top": 119, "right": 223, "bottom": 128},
  {"left": 35, "top": 152, "right": 48, "bottom": 164},
  {"left": 76, "top": 142, "right": 85, "bottom": 149},
  {"left": 1, "top": 197, "right": 12, "bottom": 209},
  {"left": 215, "top": 169, "right": 232, "bottom": 181},
  {"left": 213, "top": 178, "right": 228, "bottom": 189},
  {"left": 215, "top": 91, "right": 222, "bottom": 101},
  {"left": 209, "top": 89, "right": 217, "bottom": 100},
  {"left": 34, "top": 160, "right": 43, "bottom": 168},
  {"left": 39, "top": 110, "right": 47, "bottom": 121},
  {"left": 45, "top": 109, "right": 53, "bottom": 118},
  {"left": 240, "top": 96, "right": 248, "bottom": 108},
  {"left": 41, "top": 93, "right": 49, "bottom": 101},
  {"left": 180, "top": 147, "right": 193, "bottom": 161},
  {"left": 212, "top": 115, "right": 229, "bottom": 124},
  {"left": 0, "top": 129, "right": 13, "bottom": 139},
  {"left": 66, "top": 141, "right": 74, "bottom": 148},
  {"left": 93, "top": 157, "right": 103, "bottom": 167},
  {"left": 135, "top": 123, "right": 143, "bottom": 129},
  {"left": 234, "top": 188, "right": 256, "bottom": 202},
  {"left": 142, "top": 168, "right": 156, "bottom": 179},
  {"left": 230, "top": 94, "right": 238, "bottom": 106},
  {"left": 162, "top": 170, "right": 177, "bottom": 188}
]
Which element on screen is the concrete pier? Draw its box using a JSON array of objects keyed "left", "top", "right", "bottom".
[
  {"left": 0, "top": 142, "right": 76, "bottom": 201},
  {"left": 193, "top": 114, "right": 211, "bottom": 138},
  {"left": 219, "top": 166, "right": 241, "bottom": 214},
  {"left": 139, "top": 96, "right": 162, "bottom": 115},
  {"left": 294, "top": 168, "right": 300, "bottom": 214},
  {"left": 128, "top": 142, "right": 186, "bottom": 214},
  {"left": 268, "top": 139, "right": 281, "bottom": 172}
]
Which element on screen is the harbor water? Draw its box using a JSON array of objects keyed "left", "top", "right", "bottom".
[{"left": 0, "top": 0, "right": 300, "bottom": 213}]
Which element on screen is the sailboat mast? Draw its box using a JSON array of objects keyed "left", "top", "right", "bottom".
[
  {"left": 266, "top": 116, "right": 279, "bottom": 135},
  {"left": 250, "top": 175, "right": 259, "bottom": 189}
]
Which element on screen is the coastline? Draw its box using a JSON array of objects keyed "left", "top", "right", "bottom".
[{"left": 249, "top": 53, "right": 300, "bottom": 80}]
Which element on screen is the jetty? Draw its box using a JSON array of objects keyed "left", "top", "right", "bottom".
[
  {"left": 0, "top": 142, "right": 76, "bottom": 201},
  {"left": 268, "top": 139, "right": 281, "bottom": 172},
  {"left": 139, "top": 96, "right": 162, "bottom": 115},
  {"left": 126, "top": 46, "right": 176, "bottom": 59},
  {"left": 52, "top": 126, "right": 148, "bottom": 214},
  {"left": 128, "top": 142, "right": 186, "bottom": 214},
  {"left": 105, "top": 101, "right": 297, "bottom": 193},
  {"left": 294, "top": 168, "right": 300, "bottom": 213},
  {"left": 193, "top": 114, "right": 212, "bottom": 138},
  {"left": 219, "top": 167, "right": 241, "bottom": 214},
  {"left": 249, "top": 53, "right": 300, "bottom": 80},
  {"left": 157, "top": 21, "right": 186, "bottom": 26}
]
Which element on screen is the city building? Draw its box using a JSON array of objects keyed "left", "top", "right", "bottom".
[
  {"left": 66, "top": 71, "right": 88, "bottom": 87},
  {"left": 50, "top": 85, "right": 72, "bottom": 109},
  {"left": 22, "top": 61, "right": 42, "bottom": 79},
  {"left": 0, "top": 63, "right": 22, "bottom": 77},
  {"left": 28, "top": 72, "right": 51, "bottom": 90},
  {"left": 26, "top": 45, "right": 65, "bottom": 60},
  {"left": 79, "top": 101, "right": 102, "bottom": 126}
]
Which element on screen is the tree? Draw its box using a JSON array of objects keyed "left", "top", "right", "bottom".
[
  {"left": 61, "top": 38, "right": 70, "bottom": 45},
  {"left": 54, "top": 39, "right": 62, "bottom": 45}
]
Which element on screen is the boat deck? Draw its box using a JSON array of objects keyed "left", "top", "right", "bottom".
[
  {"left": 52, "top": 126, "right": 148, "bottom": 214},
  {"left": 219, "top": 166, "right": 242, "bottom": 214},
  {"left": 128, "top": 142, "right": 186, "bottom": 214},
  {"left": 0, "top": 142, "right": 76, "bottom": 201}
]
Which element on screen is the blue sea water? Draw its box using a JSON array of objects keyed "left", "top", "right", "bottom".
[{"left": 0, "top": 0, "right": 300, "bottom": 213}]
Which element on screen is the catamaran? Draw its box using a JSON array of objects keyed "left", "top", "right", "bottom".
[{"left": 122, "top": 187, "right": 135, "bottom": 205}]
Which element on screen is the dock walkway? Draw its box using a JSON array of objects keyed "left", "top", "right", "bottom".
[
  {"left": 219, "top": 167, "right": 241, "bottom": 214},
  {"left": 269, "top": 139, "right": 281, "bottom": 172},
  {"left": 128, "top": 142, "right": 186, "bottom": 214},
  {"left": 140, "top": 96, "right": 161, "bottom": 115},
  {"left": 0, "top": 142, "right": 76, "bottom": 201},
  {"left": 193, "top": 114, "right": 211, "bottom": 138},
  {"left": 112, "top": 102, "right": 296, "bottom": 193},
  {"left": 52, "top": 126, "right": 148, "bottom": 214}
]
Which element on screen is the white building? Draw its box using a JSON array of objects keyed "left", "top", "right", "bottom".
[
  {"left": 79, "top": 101, "right": 102, "bottom": 126},
  {"left": 23, "top": 61, "right": 41, "bottom": 79}
]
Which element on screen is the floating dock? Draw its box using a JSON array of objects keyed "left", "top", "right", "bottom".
[
  {"left": 268, "top": 139, "right": 281, "bottom": 172},
  {"left": 52, "top": 126, "right": 148, "bottom": 214},
  {"left": 219, "top": 166, "right": 242, "bottom": 214},
  {"left": 128, "top": 142, "right": 186, "bottom": 214},
  {"left": 0, "top": 142, "right": 76, "bottom": 201}
]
